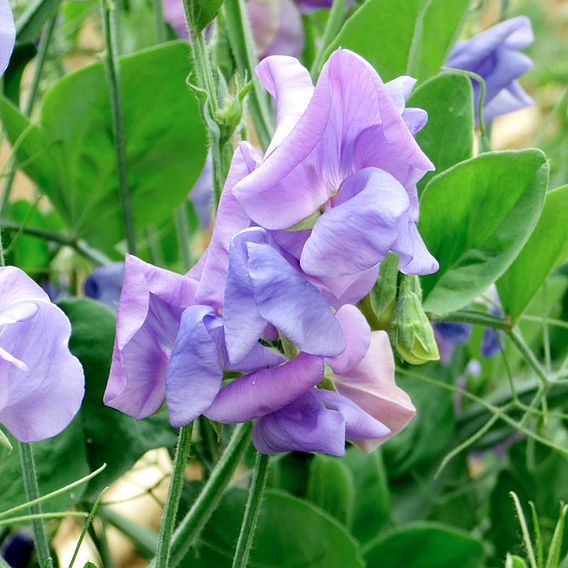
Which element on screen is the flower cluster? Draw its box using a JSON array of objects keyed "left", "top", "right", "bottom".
[{"left": 104, "top": 49, "right": 438, "bottom": 455}]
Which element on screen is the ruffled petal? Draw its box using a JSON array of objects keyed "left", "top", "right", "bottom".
[
  {"left": 205, "top": 353, "right": 323, "bottom": 422},
  {"left": 0, "top": 266, "right": 49, "bottom": 309},
  {"left": 327, "top": 305, "right": 370, "bottom": 374},
  {"left": 166, "top": 306, "right": 224, "bottom": 427}
]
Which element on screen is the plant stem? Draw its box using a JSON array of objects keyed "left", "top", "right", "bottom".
[
  {"left": 153, "top": 0, "right": 167, "bottom": 43},
  {"left": 431, "top": 308, "right": 510, "bottom": 330},
  {"left": 231, "top": 452, "right": 270, "bottom": 568},
  {"left": 0, "top": 220, "right": 111, "bottom": 266},
  {"left": 310, "top": 0, "right": 345, "bottom": 80},
  {"left": 155, "top": 423, "right": 193, "bottom": 568},
  {"left": 223, "top": 0, "right": 273, "bottom": 149},
  {"left": 99, "top": 0, "right": 136, "bottom": 254},
  {"left": 507, "top": 328, "right": 550, "bottom": 387},
  {"left": 148, "top": 422, "right": 252, "bottom": 567},
  {"left": 17, "top": 442, "right": 52, "bottom": 568},
  {"left": 0, "top": 3, "right": 59, "bottom": 218}
]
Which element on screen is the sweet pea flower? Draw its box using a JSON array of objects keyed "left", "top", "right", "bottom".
[
  {"left": 163, "top": 0, "right": 304, "bottom": 58},
  {"left": 446, "top": 16, "right": 534, "bottom": 122},
  {"left": 0, "top": 267, "right": 84, "bottom": 442},
  {"left": 251, "top": 306, "right": 416, "bottom": 455},
  {"left": 232, "top": 49, "right": 438, "bottom": 300},
  {"left": 0, "top": 0, "right": 15, "bottom": 76},
  {"left": 84, "top": 262, "right": 125, "bottom": 312}
]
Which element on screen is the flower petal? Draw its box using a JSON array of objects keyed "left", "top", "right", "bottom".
[
  {"left": 166, "top": 306, "right": 224, "bottom": 427},
  {"left": 205, "top": 353, "right": 323, "bottom": 423},
  {"left": 0, "top": 0, "right": 15, "bottom": 76},
  {"left": 0, "top": 266, "right": 49, "bottom": 309},
  {"left": 300, "top": 168, "right": 409, "bottom": 277}
]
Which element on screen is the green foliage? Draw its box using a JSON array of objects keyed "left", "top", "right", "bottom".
[
  {"left": 363, "top": 521, "right": 484, "bottom": 568},
  {"left": 327, "top": 0, "right": 469, "bottom": 81},
  {"left": 408, "top": 72, "right": 474, "bottom": 192},
  {"left": 188, "top": 0, "right": 225, "bottom": 33},
  {"left": 419, "top": 150, "right": 549, "bottom": 314},
  {"left": 0, "top": 41, "right": 207, "bottom": 252},
  {"left": 498, "top": 185, "right": 568, "bottom": 323},
  {"left": 187, "top": 489, "right": 365, "bottom": 567}
]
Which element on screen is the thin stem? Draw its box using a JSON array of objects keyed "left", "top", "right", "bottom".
[
  {"left": 0, "top": 3, "right": 59, "bottom": 218},
  {"left": 18, "top": 442, "right": 53, "bottom": 568},
  {"left": 0, "top": 220, "right": 111, "bottom": 266},
  {"left": 231, "top": 452, "right": 270, "bottom": 568},
  {"left": 310, "top": 0, "right": 345, "bottom": 80},
  {"left": 153, "top": 0, "right": 167, "bottom": 43},
  {"left": 149, "top": 422, "right": 252, "bottom": 567},
  {"left": 0, "top": 512, "right": 87, "bottom": 527},
  {"left": 68, "top": 491, "right": 105, "bottom": 568},
  {"left": 155, "top": 423, "right": 193, "bottom": 568},
  {"left": 223, "top": 0, "right": 273, "bottom": 149},
  {"left": 507, "top": 328, "right": 550, "bottom": 387},
  {"left": 99, "top": 0, "right": 136, "bottom": 254},
  {"left": 431, "top": 308, "right": 510, "bottom": 330}
]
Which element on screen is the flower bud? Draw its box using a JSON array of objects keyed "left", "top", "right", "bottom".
[
  {"left": 369, "top": 252, "right": 399, "bottom": 329},
  {"left": 388, "top": 275, "right": 439, "bottom": 365}
]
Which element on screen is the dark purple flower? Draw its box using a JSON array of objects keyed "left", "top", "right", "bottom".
[
  {"left": 84, "top": 262, "right": 125, "bottom": 312},
  {"left": 0, "top": 267, "right": 84, "bottom": 442},
  {"left": 232, "top": 49, "right": 437, "bottom": 298},
  {"left": 446, "top": 16, "right": 533, "bottom": 122},
  {"left": 0, "top": 0, "right": 15, "bottom": 76},
  {"left": 435, "top": 322, "right": 472, "bottom": 345}
]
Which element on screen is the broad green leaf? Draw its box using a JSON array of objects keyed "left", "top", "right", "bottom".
[
  {"left": 0, "top": 418, "right": 90, "bottom": 513},
  {"left": 408, "top": 72, "right": 474, "bottom": 193},
  {"left": 0, "top": 41, "right": 207, "bottom": 252},
  {"left": 363, "top": 521, "right": 484, "bottom": 568},
  {"left": 419, "top": 150, "right": 548, "bottom": 315},
  {"left": 58, "top": 298, "right": 177, "bottom": 498},
  {"left": 308, "top": 454, "right": 354, "bottom": 526},
  {"left": 188, "top": 0, "right": 224, "bottom": 33},
  {"left": 327, "top": 0, "right": 468, "bottom": 82},
  {"left": 188, "top": 489, "right": 365, "bottom": 567},
  {"left": 497, "top": 185, "right": 568, "bottom": 323},
  {"left": 343, "top": 448, "right": 391, "bottom": 544}
]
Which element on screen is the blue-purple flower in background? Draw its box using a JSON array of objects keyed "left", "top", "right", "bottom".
[
  {"left": 0, "top": 267, "right": 84, "bottom": 442},
  {"left": 84, "top": 262, "right": 125, "bottom": 312},
  {"left": 446, "top": 16, "right": 534, "bottom": 122}
]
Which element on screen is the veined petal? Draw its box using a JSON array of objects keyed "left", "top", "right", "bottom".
[
  {"left": 205, "top": 353, "right": 323, "bottom": 423},
  {"left": 247, "top": 241, "right": 345, "bottom": 356},
  {"left": 0, "top": 302, "right": 84, "bottom": 442},
  {"left": 166, "top": 306, "right": 224, "bottom": 427},
  {"left": 300, "top": 168, "right": 409, "bottom": 277}
]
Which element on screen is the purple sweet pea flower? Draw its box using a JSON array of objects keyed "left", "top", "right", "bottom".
[
  {"left": 232, "top": 49, "right": 438, "bottom": 297},
  {"left": 163, "top": 0, "right": 304, "bottom": 58},
  {"left": 0, "top": 0, "right": 15, "bottom": 76},
  {"left": 446, "top": 16, "right": 534, "bottom": 122},
  {"left": 0, "top": 267, "right": 84, "bottom": 442},
  {"left": 84, "top": 262, "right": 125, "bottom": 312}
]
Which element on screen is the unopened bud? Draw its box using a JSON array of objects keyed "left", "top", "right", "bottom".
[{"left": 388, "top": 275, "right": 439, "bottom": 365}]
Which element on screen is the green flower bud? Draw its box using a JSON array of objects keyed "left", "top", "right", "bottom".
[
  {"left": 388, "top": 275, "right": 439, "bottom": 365},
  {"left": 369, "top": 252, "right": 399, "bottom": 329}
]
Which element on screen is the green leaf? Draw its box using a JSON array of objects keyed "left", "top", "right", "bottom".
[
  {"left": 363, "top": 521, "right": 484, "bottom": 568},
  {"left": 343, "top": 448, "right": 391, "bottom": 544},
  {"left": 0, "top": 41, "right": 207, "bottom": 252},
  {"left": 0, "top": 419, "right": 90, "bottom": 513},
  {"left": 15, "top": 0, "right": 59, "bottom": 46},
  {"left": 188, "top": 489, "right": 365, "bottom": 567},
  {"left": 497, "top": 185, "right": 568, "bottom": 323},
  {"left": 407, "top": 72, "right": 474, "bottom": 193},
  {"left": 188, "top": 0, "right": 224, "bottom": 33},
  {"left": 327, "top": 0, "right": 469, "bottom": 82},
  {"left": 307, "top": 454, "right": 354, "bottom": 526},
  {"left": 419, "top": 150, "right": 549, "bottom": 315},
  {"left": 545, "top": 505, "right": 567, "bottom": 568},
  {"left": 58, "top": 298, "right": 177, "bottom": 499}
]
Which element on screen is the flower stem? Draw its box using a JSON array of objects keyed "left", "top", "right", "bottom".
[
  {"left": 149, "top": 422, "right": 252, "bottom": 567},
  {"left": 231, "top": 452, "right": 270, "bottom": 568},
  {"left": 431, "top": 308, "right": 510, "bottom": 330},
  {"left": 99, "top": 0, "right": 136, "bottom": 254},
  {"left": 0, "top": 2, "right": 60, "bottom": 219},
  {"left": 17, "top": 442, "right": 52, "bottom": 568},
  {"left": 223, "top": 0, "right": 273, "bottom": 149},
  {"left": 155, "top": 422, "right": 193, "bottom": 568},
  {"left": 310, "top": 0, "right": 345, "bottom": 80}
]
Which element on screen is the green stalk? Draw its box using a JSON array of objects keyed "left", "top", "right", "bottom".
[
  {"left": 223, "top": 0, "right": 273, "bottom": 149},
  {"left": 155, "top": 423, "right": 193, "bottom": 568},
  {"left": 0, "top": 3, "right": 60, "bottom": 218},
  {"left": 148, "top": 422, "right": 252, "bottom": 567},
  {"left": 231, "top": 452, "right": 270, "bottom": 568},
  {"left": 18, "top": 442, "right": 52, "bottom": 568},
  {"left": 99, "top": 0, "right": 136, "bottom": 254},
  {"left": 310, "top": 0, "right": 345, "bottom": 80},
  {"left": 431, "top": 308, "right": 510, "bottom": 330},
  {"left": 0, "top": 220, "right": 111, "bottom": 266}
]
